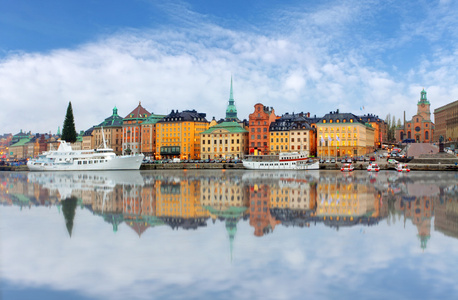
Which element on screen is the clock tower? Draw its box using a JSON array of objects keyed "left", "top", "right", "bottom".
[{"left": 417, "top": 88, "right": 431, "bottom": 121}]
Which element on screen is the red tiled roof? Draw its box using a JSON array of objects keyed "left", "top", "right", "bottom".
[{"left": 124, "top": 102, "right": 151, "bottom": 119}]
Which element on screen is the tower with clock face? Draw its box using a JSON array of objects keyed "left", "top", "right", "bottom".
[{"left": 417, "top": 88, "right": 431, "bottom": 121}]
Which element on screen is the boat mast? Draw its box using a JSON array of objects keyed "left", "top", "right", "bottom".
[{"left": 101, "top": 126, "right": 107, "bottom": 149}]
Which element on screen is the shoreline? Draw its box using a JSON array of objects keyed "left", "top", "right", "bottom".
[{"left": 2, "top": 161, "right": 458, "bottom": 172}]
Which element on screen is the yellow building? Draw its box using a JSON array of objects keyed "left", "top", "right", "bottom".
[
  {"left": 200, "top": 121, "right": 249, "bottom": 160},
  {"left": 269, "top": 113, "right": 316, "bottom": 156},
  {"left": 156, "top": 110, "right": 209, "bottom": 160},
  {"left": 317, "top": 111, "right": 375, "bottom": 158}
]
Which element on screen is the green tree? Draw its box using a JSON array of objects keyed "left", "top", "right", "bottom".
[{"left": 61, "top": 102, "right": 77, "bottom": 143}]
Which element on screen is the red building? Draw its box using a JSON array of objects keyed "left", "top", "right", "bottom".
[
  {"left": 248, "top": 103, "right": 276, "bottom": 155},
  {"left": 396, "top": 89, "right": 434, "bottom": 143}
]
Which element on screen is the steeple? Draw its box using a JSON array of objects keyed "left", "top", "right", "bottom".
[
  {"left": 225, "top": 76, "right": 238, "bottom": 121},
  {"left": 113, "top": 106, "right": 118, "bottom": 116}
]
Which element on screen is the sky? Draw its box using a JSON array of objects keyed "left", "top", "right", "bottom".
[{"left": 1, "top": 0, "right": 458, "bottom": 134}]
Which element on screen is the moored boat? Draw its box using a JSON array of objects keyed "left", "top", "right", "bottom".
[
  {"left": 396, "top": 163, "right": 410, "bottom": 172},
  {"left": 242, "top": 152, "right": 319, "bottom": 170},
  {"left": 367, "top": 163, "right": 380, "bottom": 172},
  {"left": 341, "top": 163, "right": 354, "bottom": 172},
  {"left": 27, "top": 140, "right": 144, "bottom": 171}
]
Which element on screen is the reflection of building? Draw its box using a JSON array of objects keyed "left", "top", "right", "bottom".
[
  {"left": 398, "top": 196, "right": 433, "bottom": 250},
  {"left": 435, "top": 194, "right": 458, "bottom": 239},
  {"left": 249, "top": 184, "right": 280, "bottom": 237},
  {"left": 155, "top": 179, "right": 209, "bottom": 229},
  {"left": 316, "top": 181, "right": 380, "bottom": 228}
]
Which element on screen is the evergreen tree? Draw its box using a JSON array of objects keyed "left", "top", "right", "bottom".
[{"left": 61, "top": 102, "right": 77, "bottom": 143}]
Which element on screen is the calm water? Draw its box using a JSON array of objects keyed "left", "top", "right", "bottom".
[{"left": 1, "top": 169, "right": 458, "bottom": 300}]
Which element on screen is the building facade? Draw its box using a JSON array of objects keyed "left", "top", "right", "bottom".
[
  {"left": 122, "top": 102, "right": 151, "bottom": 155},
  {"left": 200, "top": 121, "right": 249, "bottom": 159},
  {"left": 141, "top": 113, "right": 166, "bottom": 158},
  {"left": 269, "top": 113, "right": 316, "bottom": 156},
  {"left": 434, "top": 99, "right": 458, "bottom": 143},
  {"left": 358, "top": 114, "right": 387, "bottom": 149},
  {"left": 248, "top": 104, "right": 276, "bottom": 155},
  {"left": 396, "top": 89, "right": 435, "bottom": 143},
  {"left": 156, "top": 110, "right": 209, "bottom": 160},
  {"left": 93, "top": 107, "right": 124, "bottom": 154},
  {"left": 317, "top": 111, "right": 375, "bottom": 158}
]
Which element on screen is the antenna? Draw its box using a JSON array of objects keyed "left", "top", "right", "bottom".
[{"left": 101, "top": 126, "right": 107, "bottom": 149}]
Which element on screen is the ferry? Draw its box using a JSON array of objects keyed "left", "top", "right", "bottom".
[
  {"left": 341, "top": 163, "right": 354, "bottom": 172},
  {"left": 27, "top": 140, "right": 144, "bottom": 171},
  {"left": 242, "top": 152, "right": 319, "bottom": 170},
  {"left": 396, "top": 163, "right": 410, "bottom": 173},
  {"left": 367, "top": 163, "right": 380, "bottom": 172}
]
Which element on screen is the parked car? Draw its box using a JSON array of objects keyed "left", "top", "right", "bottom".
[
  {"left": 387, "top": 159, "right": 398, "bottom": 164},
  {"left": 370, "top": 156, "right": 376, "bottom": 161},
  {"left": 319, "top": 158, "right": 325, "bottom": 163},
  {"left": 330, "top": 158, "right": 336, "bottom": 163}
]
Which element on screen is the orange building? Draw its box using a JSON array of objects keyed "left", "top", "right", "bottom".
[
  {"left": 141, "top": 113, "right": 165, "bottom": 158},
  {"left": 156, "top": 110, "right": 209, "bottom": 160}
]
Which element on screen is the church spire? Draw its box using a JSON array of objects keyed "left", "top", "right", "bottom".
[{"left": 225, "top": 76, "right": 238, "bottom": 121}]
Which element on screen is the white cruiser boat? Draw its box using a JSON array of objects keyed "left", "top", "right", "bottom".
[
  {"left": 367, "top": 163, "right": 380, "bottom": 172},
  {"left": 27, "top": 140, "right": 144, "bottom": 171},
  {"left": 242, "top": 152, "right": 319, "bottom": 170}
]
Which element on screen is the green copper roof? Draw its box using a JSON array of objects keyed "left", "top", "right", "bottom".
[
  {"left": 143, "top": 114, "right": 166, "bottom": 125},
  {"left": 201, "top": 121, "right": 247, "bottom": 134},
  {"left": 97, "top": 107, "right": 124, "bottom": 127},
  {"left": 10, "top": 138, "right": 31, "bottom": 147},
  {"left": 418, "top": 89, "right": 430, "bottom": 105},
  {"left": 225, "top": 76, "right": 238, "bottom": 121}
]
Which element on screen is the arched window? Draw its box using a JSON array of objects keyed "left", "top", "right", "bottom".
[{"left": 425, "top": 131, "right": 429, "bottom": 140}]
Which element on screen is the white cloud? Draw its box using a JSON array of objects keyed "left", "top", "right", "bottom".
[{"left": 0, "top": 1, "right": 457, "bottom": 134}]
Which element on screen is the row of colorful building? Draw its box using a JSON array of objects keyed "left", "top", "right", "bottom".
[{"left": 2, "top": 81, "right": 457, "bottom": 160}]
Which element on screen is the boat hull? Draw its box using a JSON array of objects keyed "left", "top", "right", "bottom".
[{"left": 242, "top": 160, "right": 319, "bottom": 170}]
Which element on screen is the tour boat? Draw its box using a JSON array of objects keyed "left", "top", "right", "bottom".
[
  {"left": 27, "top": 140, "right": 144, "bottom": 171},
  {"left": 367, "top": 163, "right": 380, "bottom": 172},
  {"left": 242, "top": 152, "right": 319, "bottom": 170},
  {"left": 396, "top": 163, "right": 410, "bottom": 173},
  {"left": 341, "top": 163, "right": 354, "bottom": 172}
]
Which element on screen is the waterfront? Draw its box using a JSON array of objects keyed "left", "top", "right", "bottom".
[{"left": 1, "top": 170, "right": 458, "bottom": 300}]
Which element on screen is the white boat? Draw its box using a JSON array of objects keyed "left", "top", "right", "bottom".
[
  {"left": 27, "top": 140, "right": 144, "bottom": 171},
  {"left": 396, "top": 163, "right": 410, "bottom": 173},
  {"left": 242, "top": 152, "right": 319, "bottom": 170},
  {"left": 367, "top": 163, "right": 380, "bottom": 172},
  {"left": 341, "top": 163, "right": 354, "bottom": 172}
]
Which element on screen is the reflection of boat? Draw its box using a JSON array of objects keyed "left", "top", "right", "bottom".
[
  {"left": 27, "top": 171, "right": 144, "bottom": 199},
  {"left": 242, "top": 152, "right": 319, "bottom": 170},
  {"left": 396, "top": 164, "right": 410, "bottom": 173},
  {"left": 341, "top": 163, "right": 354, "bottom": 172},
  {"left": 367, "top": 163, "right": 380, "bottom": 172},
  {"left": 27, "top": 140, "right": 143, "bottom": 171}
]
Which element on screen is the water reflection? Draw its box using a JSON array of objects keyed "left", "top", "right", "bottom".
[
  {"left": 2, "top": 170, "right": 458, "bottom": 300},
  {"left": 1, "top": 170, "right": 457, "bottom": 249}
]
